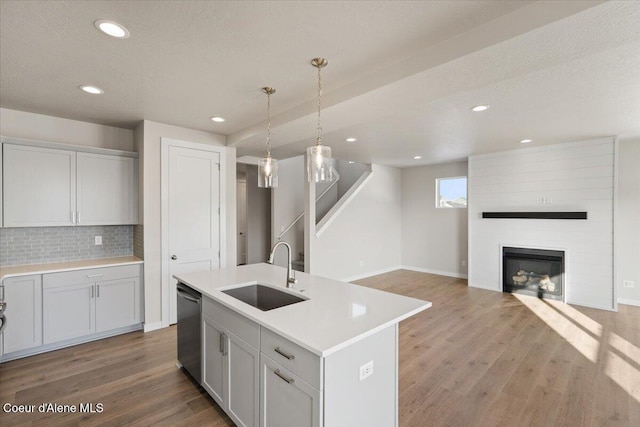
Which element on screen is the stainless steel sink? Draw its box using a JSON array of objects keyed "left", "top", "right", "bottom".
[{"left": 221, "top": 284, "right": 306, "bottom": 311}]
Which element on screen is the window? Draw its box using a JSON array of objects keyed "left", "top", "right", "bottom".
[{"left": 436, "top": 176, "right": 467, "bottom": 208}]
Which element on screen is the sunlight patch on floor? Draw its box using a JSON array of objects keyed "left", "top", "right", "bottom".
[
  {"left": 514, "top": 294, "right": 600, "bottom": 363},
  {"left": 605, "top": 350, "right": 640, "bottom": 403},
  {"left": 545, "top": 299, "right": 603, "bottom": 337}
]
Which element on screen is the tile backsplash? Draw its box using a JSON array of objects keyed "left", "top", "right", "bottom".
[{"left": 0, "top": 225, "right": 133, "bottom": 266}]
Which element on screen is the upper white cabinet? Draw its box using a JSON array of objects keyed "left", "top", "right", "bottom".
[
  {"left": 3, "top": 144, "right": 77, "bottom": 227},
  {"left": 77, "top": 153, "right": 137, "bottom": 225},
  {"left": 2, "top": 141, "right": 137, "bottom": 227}
]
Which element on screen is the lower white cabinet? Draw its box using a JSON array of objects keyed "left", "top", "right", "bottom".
[
  {"left": 202, "top": 298, "right": 259, "bottom": 427},
  {"left": 260, "top": 354, "right": 321, "bottom": 427},
  {"left": 1, "top": 275, "right": 43, "bottom": 354},
  {"left": 95, "top": 276, "right": 141, "bottom": 332},
  {"left": 43, "top": 282, "right": 95, "bottom": 344},
  {"left": 43, "top": 264, "right": 141, "bottom": 345}
]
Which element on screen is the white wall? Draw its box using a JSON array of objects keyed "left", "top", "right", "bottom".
[
  {"left": 245, "top": 166, "right": 271, "bottom": 264},
  {"left": 0, "top": 108, "right": 134, "bottom": 151},
  {"left": 616, "top": 138, "right": 640, "bottom": 306},
  {"left": 468, "top": 138, "right": 615, "bottom": 311},
  {"left": 272, "top": 155, "right": 305, "bottom": 267},
  {"left": 311, "top": 164, "right": 402, "bottom": 281},
  {"left": 401, "top": 161, "right": 468, "bottom": 278},
  {"left": 141, "top": 120, "right": 235, "bottom": 328}
]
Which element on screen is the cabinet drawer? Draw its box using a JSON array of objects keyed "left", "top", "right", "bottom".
[
  {"left": 43, "top": 264, "right": 140, "bottom": 288},
  {"left": 203, "top": 297, "right": 260, "bottom": 349},
  {"left": 261, "top": 328, "right": 321, "bottom": 389}
]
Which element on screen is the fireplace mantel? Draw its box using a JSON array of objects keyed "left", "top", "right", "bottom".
[{"left": 482, "top": 212, "right": 587, "bottom": 220}]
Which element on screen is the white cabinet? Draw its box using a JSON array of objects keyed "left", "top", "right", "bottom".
[
  {"left": 202, "top": 297, "right": 260, "bottom": 427},
  {"left": 1, "top": 275, "right": 43, "bottom": 354},
  {"left": 1, "top": 142, "right": 138, "bottom": 227},
  {"left": 43, "top": 282, "right": 94, "bottom": 344},
  {"left": 43, "top": 265, "right": 141, "bottom": 345},
  {"left": 95, "top": 276, "right": 141, "bottom": 332},
  {"left": 1, "top": 142, "right": 3, "bottom": 227},
  {"left": 3, "top": 144, "right": 76, "bottom": 227},
  {"left": 203, "top": 314, "right": 225, "bottom": 406},
  {"left": 260, "top": 354, "right": 321, "bottom": 427},
  {"left": 76, "top": 152, "right": 137, "bottom": 225}
]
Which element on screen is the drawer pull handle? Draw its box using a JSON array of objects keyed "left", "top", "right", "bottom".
[
  {"left": 274, "top": 369, "right": 294, "bottom": 384},
  {"left": 87, "top": 274, "right": 103, "bottom": 278},
  {"left": 274, "top": 346, "right": 295, "bottom": 360}
]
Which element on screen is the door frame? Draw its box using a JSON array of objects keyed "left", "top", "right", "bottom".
[{"left": 160, "top": 137, "right": 227, "bottom": 328}]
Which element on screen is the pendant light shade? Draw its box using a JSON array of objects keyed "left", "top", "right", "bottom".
[
  {"left": 258, "top": 87, "right": 279, "bottom": 188},
  {"left": 307, "top": 57, "right": 334, "bottom": 183}
]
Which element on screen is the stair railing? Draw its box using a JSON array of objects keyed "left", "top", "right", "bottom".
[{"left": 277, "top": 170, "right": 340, "bottom": 240}]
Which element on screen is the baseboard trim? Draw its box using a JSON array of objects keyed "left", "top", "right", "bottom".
[
  {"left": 143, "top": 321, "right": 164, "bottom": 333},
  {"left": 342, "top": 265, "right": 403, "bottom": 283},
  {"left": 401, "top": 265, "right": 468, "bottom": 279},
  {"left": 618, "top": 298, "right": 640, "bottom": 307}
]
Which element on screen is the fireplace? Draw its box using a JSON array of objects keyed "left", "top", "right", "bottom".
[{"left": 502, "top": 247, "right": 564, "bottom": 300}]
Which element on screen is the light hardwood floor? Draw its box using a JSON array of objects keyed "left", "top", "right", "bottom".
[{"left": 1, "top": 270, "right": 638, "bottom": 426}]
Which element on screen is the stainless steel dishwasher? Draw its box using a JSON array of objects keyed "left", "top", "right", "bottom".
[{"left": 176, "top": 282, "right": 201, "bottom": 383}]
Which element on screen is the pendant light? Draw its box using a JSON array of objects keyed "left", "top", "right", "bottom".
[
  {"left": 258, "top": 87, "right": 279, "bottom": 188},
  {"left": 307, "top": 57, "right": 334, "bottom": 183}
]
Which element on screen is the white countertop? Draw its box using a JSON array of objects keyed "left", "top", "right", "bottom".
[
  {"left": 0, "top": 256, "right": 144, "bottom": 282},
  {"left": 175, "top": 263, "right": 431, "bottom": 357}
]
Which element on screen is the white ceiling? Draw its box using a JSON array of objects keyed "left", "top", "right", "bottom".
[{"left": 1, "top": 1, "right": 639, "bottom": 167}]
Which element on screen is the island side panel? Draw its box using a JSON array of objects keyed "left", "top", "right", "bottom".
[{"left": 323, "top": 324, "right": 397, "bottom": 427}]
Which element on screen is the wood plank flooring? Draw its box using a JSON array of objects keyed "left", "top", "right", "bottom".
[{"left": 1, "top": 269, "right": 638, "bottom": 426}]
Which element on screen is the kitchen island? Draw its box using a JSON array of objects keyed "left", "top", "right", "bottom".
[{"left": 175, "top": 263, "right": 431, "bottom": 427}]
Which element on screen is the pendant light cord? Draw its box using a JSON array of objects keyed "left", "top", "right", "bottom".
[
  {"left": 316, "top": 64, "right": 322, "bottom": 146},
  {"left": 266, "top": 90, "right": 272, "bottom": 157}
]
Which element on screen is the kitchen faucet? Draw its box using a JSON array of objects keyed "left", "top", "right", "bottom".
[{"left": 266, "top": 241, "right": 297, "bottom": 288}]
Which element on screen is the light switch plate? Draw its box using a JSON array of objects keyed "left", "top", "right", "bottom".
[{"left": 95, "top": 236, "right": 102, "bottom": 245}]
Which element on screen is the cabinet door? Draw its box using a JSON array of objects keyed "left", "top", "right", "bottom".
[
  {"left": 203, "top": 314, "right": 225, "bottom": 407},
  {"left": 3, "top": 144, "right": 76, "bottom": 227},
  {"left": 2, "top": 275, "right": 42, "bottom": 354},
  {"left": 260, "top": 354, "right": 321, "bottom": 427},
  {"left": 95, "top": 277, "right": 140, "bottom": 332},
  {"left": 76, "top": 153, "right": 137, "bottom": 225},
  {"left": 227, "top": 331, "right": 259, "bottom": 427},
  {"left": 43, "top": 283, "right": 94, "bottom": 344}
]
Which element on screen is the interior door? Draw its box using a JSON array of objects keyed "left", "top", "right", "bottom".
[
  {"left": 168, "top": 145, "right": 221, "bottom": 324},
  {"left": 237, "top": 179, "right": 247, "bottom": 265}
]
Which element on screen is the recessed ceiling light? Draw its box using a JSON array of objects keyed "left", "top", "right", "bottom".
[
  {"left": 210, "top": 116, "right": 225, "bottom": 123},
  {"left": 348, "top": 161, "right": 355, "bottom": 164},
  {"left": 95, "top": 20, "right": 130, "bottom": 39},
  {"left": 413, "top": 156, "right": 422, "bottom": 160},
  {"left": 346, "top": 137, "right": 357, "bottom": 142},
  {"left": 471, "top": 105, "right": 490, "bottom": 112},
  {"left": 79, "top": 85, "right": 104, "bottom": 94},
  {"left": 520, "top": 139, "right": 533, "bottom": 144}
]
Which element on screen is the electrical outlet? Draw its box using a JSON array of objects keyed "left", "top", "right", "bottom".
[
  {"left": 461, "top": 260, "right": 467, "bottom": 267},
  {"left": 359, "top": 361, "right": 373, "bottom": 381},
  {"left": 95, "top": 236, "right": 102, "bottom": 245},
  {"left": 359, "top": 260, "right": 364, "bottom": 267},
  {"left": 623, "top": 280, "right": 634, "bottom": 288}
]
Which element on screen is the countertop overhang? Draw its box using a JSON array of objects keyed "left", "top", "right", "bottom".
[
  {"left": 175, "top": 263, "right": 431, "bottom": 357},
  {"left": 0, "top": 256, "right": 144, "bottom": 282}
]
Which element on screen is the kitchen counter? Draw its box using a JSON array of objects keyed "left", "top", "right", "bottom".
[
  {"left": 175, "top": 263, "right": 431, "bottom": 357},
  {"left": 0, "top": 256, "right": 144, "bottom": 282}
]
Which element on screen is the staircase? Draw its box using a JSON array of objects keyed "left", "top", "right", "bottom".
[{"left": 292, "top": 252, "right": 304, "bottom": 272}]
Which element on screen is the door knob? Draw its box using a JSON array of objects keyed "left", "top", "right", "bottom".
[{"left": 171, "top": 255, "right": 177, "bottom": 260}]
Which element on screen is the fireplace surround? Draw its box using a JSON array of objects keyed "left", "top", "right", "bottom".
[{"left": 502, "top": 246, "right": 564, "bottom": 301}]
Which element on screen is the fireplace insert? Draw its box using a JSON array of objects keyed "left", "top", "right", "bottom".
[{"left": 502, "top": 247, "right": 564, "bottom": 301}]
